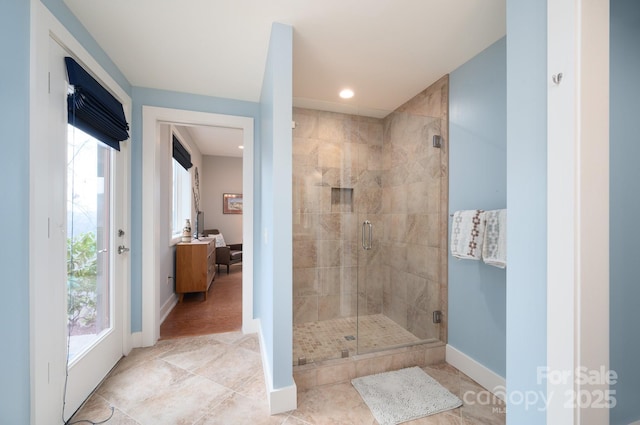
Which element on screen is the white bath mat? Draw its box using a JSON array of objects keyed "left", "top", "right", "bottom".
[{"left": 351, "top": 366, "right": 462, "bottom": 425}]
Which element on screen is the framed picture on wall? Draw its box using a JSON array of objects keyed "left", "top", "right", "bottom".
[{"left": 223, "top": 193, "right": 243, "bottom": 214}]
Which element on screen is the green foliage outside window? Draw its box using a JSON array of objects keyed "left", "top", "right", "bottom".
[{"left": 67, "top": 231, "right": 98, "bottom": 329}]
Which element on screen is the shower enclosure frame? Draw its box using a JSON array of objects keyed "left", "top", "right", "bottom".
[{"left": 292, "top": 75, "right": 450, "bottom": 367}]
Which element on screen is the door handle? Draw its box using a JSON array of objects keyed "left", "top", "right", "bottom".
[
  {"left": 362, "top": 221, "right": 373, "bottom": 250},
  {"left": 117, "top": 245, "right": 130, "bottom": 255}
]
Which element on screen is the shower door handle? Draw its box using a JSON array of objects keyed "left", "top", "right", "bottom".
[{"left": 362, "top": 220, "right": 373, "bottom": 250}]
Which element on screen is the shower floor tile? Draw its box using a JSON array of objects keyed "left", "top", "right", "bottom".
[{"left": 293, "top": 314, "right": 422, "bottom": 364}]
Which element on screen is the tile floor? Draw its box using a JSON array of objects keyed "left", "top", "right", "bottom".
[
  {"left": 293, "top": 314, "right": 436, "bottom": 365},
  {"left": 71, "top": 331, "right": 505, "bottom": 425}
]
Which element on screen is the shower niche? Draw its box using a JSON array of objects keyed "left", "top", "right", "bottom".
[
  {"left": 292, "top": 76, "right": 449, "bottom": 382},
  {"left": 330, "top": 187, "right": 354, "bottom": 213}
]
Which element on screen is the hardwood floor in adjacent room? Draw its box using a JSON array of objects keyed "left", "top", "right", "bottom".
[{"left": 160, "top": 266, "right": 242, "bottom": 339}]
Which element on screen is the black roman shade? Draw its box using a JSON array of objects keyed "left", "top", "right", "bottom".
[
  {"left": 172, "top": 135, "right": 192, "bottom": 170},
  {"left": 65, "top": 57, "right": 129, "bottom": 151}
]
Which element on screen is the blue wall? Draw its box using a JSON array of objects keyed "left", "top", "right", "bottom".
[
  {"left": 41, "top": 0, "right": 131, "bottom": 94},
  {"left": 0, "top": 2, "right": 31, "bottom": 423},
  {"left": 505, "top": 0, "right": 548, "bottom": 423},
  {"left": 129, "top": 88, "right": 260, "bottom": 331},
  {"left": 449, "top": 37, "right": 507, "bottom": 378},
  {"left": 257, "top": 22, "right": 293, "bottom": 389},
  {"left": 610, "top": 1, "right": 640, "bottom": 423}
]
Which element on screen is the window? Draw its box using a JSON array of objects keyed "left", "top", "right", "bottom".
[{"left": 171, "top": 141, "right": 192, "bottom": 240}]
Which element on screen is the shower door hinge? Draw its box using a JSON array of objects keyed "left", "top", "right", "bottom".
[{"left": 433, "top": 310, "right": 442, "bottom": 324}]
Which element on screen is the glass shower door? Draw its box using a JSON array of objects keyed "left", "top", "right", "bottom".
[
  {"left": 353, "top": 114, "right": 388, "bottom": 354},
  {"left": 356, "top": 111, "right": 444, "bottom": 355},
  {"left": 292, "top": 108, "right": 361, "bottom": 364}
]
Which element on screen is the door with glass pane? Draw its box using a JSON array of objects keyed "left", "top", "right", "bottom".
[{"left": 50, "top": 37, "right": 127, "bottom": 419}]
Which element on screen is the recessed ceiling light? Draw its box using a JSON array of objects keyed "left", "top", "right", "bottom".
[
  {"left": 339, "top": 89, "right": 354, "bottom": 99},
  {"left": 238, "top": 145, "right": 244, "bottom": 149}
]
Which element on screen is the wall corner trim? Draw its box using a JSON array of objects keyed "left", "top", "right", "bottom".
[
  {"left": 446, "top": 344, "right": 506, "bottom": 401},
  {"left": 257, "top": 319, "right": 297, "bottom": 414},
  {"left": 130, "top": 331, "right": 143, "bottom": 349},
  {"left": 267, "top": 383, "right": 297, "bottom": 415},
  {"left": 160, "top": 295, "right": 178, "bottom": 325},
  {"left": 243, "top": 318, "right": 259, "bottom": 335}
]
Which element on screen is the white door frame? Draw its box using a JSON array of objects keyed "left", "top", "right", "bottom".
[
  {"left": 141, "top": 106, "right": 257, "bottom": 346},
  {"left": 547, "top": 0, "right": 609, "bottom": 424},
  {"left": 30, "top": 2, "right": 132, "bottom": 422}
]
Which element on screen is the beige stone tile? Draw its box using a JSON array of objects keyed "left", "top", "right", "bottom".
[
  {"left": 233, "top": 369, "right": 267, "bottom": 402},
  {"left": 318, "top": 116, "right": 349, "bottom": 143},
  {"left": 293, "top": 295, "right": 318, "bottom": 324},
  {"left": 293, "top": 268, "right": 320, "bottom": 297},
  {"left": 425, "top": 346, "right": 446, "bottom": 365},
  {"left": 319, "top": 267, "right": 342, "bottom": 295},
  {"left": 385, "top": 295, "right": 408, "bottom": 328},
  {"left": 70, "top": 393, "right": 140, "bottom": 425},
  {"left": 423, "top": 365, "right": 462, "bottom": 397},
  {"left": 427, "top": 178, "right": 441, "bottom": 214},
  {"left": 317, "top": 142, "right": 344, "bottom": 169},
  {"left": 403, "top": 411, "right": 465, "bottom": 425},
  {"left": 406, "top": 243, "right": 428, "bottom": 277},
  {"left": 315, "top": 239, "right": 342, "bottom": 267},
  {"left": 293, "top": 108, "right": 319, "bottom": 139},
  {"left": 158, "top": 337, "right": 226, "bottom": 372},
  {"left": 427, "top": 213, "right": 441, "bottom": 247},
  {"left": 292, "top": 136, "right": 319, "bottom": 161},
  {"left": 294, "top": 368, "right": 318, "bottom": 391},
  {"left": 407, "top": 307, "right": 433, "bottom": 340},
  {"left": 297, "top": 185, "right": 325, "bottom": 214},
  {"left": 195, "top": 392, "right": 287, "bottom": 425},
  {"left": 109, "top": 339, "right": 178, "bottom": 377},
  {"left": 293, "top": 240, "right": 318, "bottom": 269},
  {"left": 318, "top": 213, "right": 344, "bottom": 240},
  {"left": 194, "top": 345, "right": 262, "bottom": 391},
  {"left": 282, "top": 416, "right": 313, "bottom": 425},
  {"left": 97, "top": 359, "right": 232, "bottom": 425},
  {"left": 459, "top": 380, "right": 506, "bottom": 425},
  {"left": 407, "top": 182, "right": 430, "bottom": 214},
  {"left": 355, "top": 355, "right": 394, "bottom": 377},
  {"left": 430, "top": 362, "right": 459, "bottom": 374},
  {"left": 291, "top": 382, "right": 377, "bottom": 425},
  {"left": 316, "top": 361, "right": 356, "bottom": 386},
  {"left": 235, "top": 333, "right": 261, "bottom": 353},
  {"left": 390, "top": 349, "right": 425, "bottom": 370},
  {"left": 293, "top": 213, "right": 320, "bottom": 241},
  {"left": 318, "top": 294, "right": 342, "bottom": 321},
  {"left": 354, "top": 187, "right": 383, "bottom": 214},
  {"left": 404, "top": 271, "right": 428, "bottom": 309}
]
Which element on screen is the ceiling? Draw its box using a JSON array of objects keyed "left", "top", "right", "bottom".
[
  {"left": 64, "top": 0, "right": 506, "bottom": 155},
  {"left": 182, "top": 125, "right": 244, "bottom": 158}
]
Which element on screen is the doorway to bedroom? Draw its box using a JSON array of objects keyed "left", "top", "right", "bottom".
[
  {"left": 141, "top": 106, "right": 256, "bottom": 346},
  {"left": 160, "top": 123, "right": 245, "bottom": 339}
]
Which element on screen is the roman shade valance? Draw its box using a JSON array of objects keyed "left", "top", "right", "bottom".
[
  {"left": 65, "top": 57, "right": 129, "bottom": 151},
  {"left": 172, "top": 135, "right": 192, "bottom": 170}
]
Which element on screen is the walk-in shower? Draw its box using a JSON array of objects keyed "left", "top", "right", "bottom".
[{"left": 292, "top": 76, "right": 449, "bottom": 368}]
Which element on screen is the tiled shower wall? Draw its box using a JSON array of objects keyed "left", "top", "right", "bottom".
[
  {"left": 292, "top": 109, "right": 384, "bottom": 324},
  {"left": 292, "top": 75, "right": 449, "bottom": 344}
]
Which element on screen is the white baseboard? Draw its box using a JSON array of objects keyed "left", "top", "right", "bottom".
[
  {"left": 243, "top": 318, "right": 259, "bottom": 334},
  {"left": 160, "top": 294, "right": 178, "bottom": 325},
  {"left": 446, "top": 344, "right": 506, "bottom": 401},
  {"left": 257, "top": 320, "right": 297, "bottom": 414},
  {"left": 268, "top": 384, "right": 297, "bottom": 415},
  {"left": 131, "top": 331, "right": 143, "bottom": 349}
]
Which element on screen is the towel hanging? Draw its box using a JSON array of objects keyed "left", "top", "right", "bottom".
[
  {"left": 450, "top": 210, "right": 486, "bottom": 260},
  {"left": 482, "top": 209, "right": 507, "bottom": 268}
]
